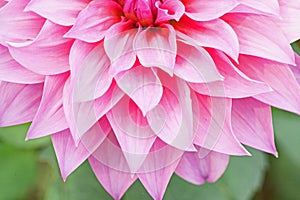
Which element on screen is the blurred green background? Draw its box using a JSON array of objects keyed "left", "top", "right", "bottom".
[{"left": 0, "top": 42, "right": 300, "bottom": 200}]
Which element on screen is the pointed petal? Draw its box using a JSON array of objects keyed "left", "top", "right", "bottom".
[
  {"left": 104, "top": 21, "right": 137, "bottom": 77},
  {"left": 189, "top": 49, "right": 272, "bottom": 98},
  {"left": 278, "top": 0, "right": 300, "bottom": 43},
  {"left": 223, "top": 14, "right": 295, "bottom": 65},
  {"left": 238, "top": 55, "right": 300, "bottom": 114},
  {"left": 65, "top": 0, "right": 122, "bottom": 42},
  {"left": 26, "top": 73, "right": 69, "bottom": 139},
  {"left": 147, "top": 73, "right": 195, "bottom": 151},
  {"left": 174, "top": 41, "right": 223, "bottom": 83},
  {"left": 0, "top": 0, "right": 45, "bottom": 43},
  {"left": 0, "top": 81, "right": 42, "bottom": 127},
  {"left": 25, "top": 0, "right": 91, "bottom": 26},
  {"left": 233, "top": 0, "right": 280, "bottom": 15},
  {"left": 8, "top": 20, "right": 73, "bottom": 75},
  {"left": 0, "top": 44, "right": 44, "bottom": 84},
  {"left": 183, "top": 0, "right": 238, "bottom": 21},
  {"left": 52, "top": 118, "right": 110, "bottom": 180},
  {"left": 107, "top": 96, "right": 157, "bottom": 173},
  {"left": 192, "top": 93, "right": 250, "bottom": 155},
  {"left": 232, "top": 98, "right": 277, "bottom": 156},
  {"left": 115, "top": 66, "right": 163, "bottom": 115},
  {"left": 89, "top": 132, "right": 137, "bottom": 199},
  {"left": 175, "top": 16, "right": 239, "bottom": 60},
  {"left": 176, "top": 147, "right": 229, "bottom": 184},
  {"left": 134, "top": 26, "right": 177, "bottom": 75},
  {"left": 138, "top": 140, "right": 181, "bottom": 200}
]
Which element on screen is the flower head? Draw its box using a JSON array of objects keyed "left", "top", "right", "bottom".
[{"left": 1, "top": 0, "right": 300, "bottom": 199}]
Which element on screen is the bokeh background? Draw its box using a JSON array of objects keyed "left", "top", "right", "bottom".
[{"left": 0, "top": 41, "right": 300, "bottom": 200}]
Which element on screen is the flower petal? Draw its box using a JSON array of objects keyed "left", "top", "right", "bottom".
[
  {"left": 176, "top": 147, "right": 229, "bottom": 185},
  {"left": 174, "top": 41, "right": 223, "bottom": 83},
  {"left": 223, "top": 14, "right": 295, "bottom": 65},
  {"left": 0, "top": 44, "right": 44, "bottom": 84},
  {"left": 0, "top": 81, "right": 42, "bottom": 127},
  {"left": 25, "top": 0, "right": 91, "bottom": 26},
  {"left": 115, "top": 66, "right": 163, "bottom": 115},
  {"left": 26, "top": 72, "right": 69, "bottom": 139},
  {"left": 8, "top": 20, "right": 73, "bottom": 75},
  {"left": 65, "top": 0, "right": 122, "bottom": 42},
  {"left": 134, "top": 26, "right": 177, "bottom": 75},
  {"left": 238, "top": 55, "right": 300, "bottom": 114},
  {"left": 232, "top": 98, "right": 277, "bottom": 156}
]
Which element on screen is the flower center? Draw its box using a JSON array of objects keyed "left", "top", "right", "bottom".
[{"left": 120, "top": 0, "right": 159, "bottom": 27}]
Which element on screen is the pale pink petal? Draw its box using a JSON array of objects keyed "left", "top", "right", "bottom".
[
  {"left": 189, "top": 49, "right": 272, "bottom": 98},
  {"left": 8, "top": 20, "right": 73, "bottom": 75},
  {"left": 155, "top": 0, "right": 185, "bottom": 24},
  {"left": 176, "top": 147, "right": 229, "bottom": 185},
  {"left": 104, "top": 20, "right": 138, "bottom": 77},
  {"left": 26, "top": 73, "right": 69, "bottom": 139},
  {"left": 0, "top": 81, "right": 42, "bottom": 127},
  {"left": 72, "top": 43, "right": 112, "bottom": 102},
  {"left": 238, "top": 55, "right": 300, "bottom": 115},
  {"left": 192, "top": 93, "right": 250, "bottom": 155},
  {"left": 25, "top": 0, "right": 91, "bottom": 26},
  {"left": 232, "top": 98, "right": 277, "bottom": 156},
  {"left": 65, "top": 0, "right": 122, "bottom": 42},
  {"left": 223, "top": 14, "right": 295, "bottom": 65},
  {"left": 278, "top": 0, "right": 300, "bottom": 42},
  {"left": 175, "top": 16, "right": 239, "bottom": 60},
  {"left": 0, "top": 44, "right": 44, "bottom": 84},
  {"left": 174, "top": 41, "right": 223, "bottom": 83},
  {"left": 115, "top": 66, "right": 163, "bottom": 115},
  {"left": 232, "top": 0, "right": 280, "bottom": 15},
  {"left": 107, "top": 96, "right": 157, "bottom": 173},
  {"left": 0, "top": 0, "right": 45, "bottom": 43},
  {"left": 138, "top": 140, "right": 181, "bottom": 200},
  {"left": 52, "top": 118, "right": 110, "bottom": 180},
  {"left": 89, "top": 132, "right": 137, "bottom": 199},
  {"left": 147, "top": 72, "right": 195, "bottom": 151},
  {"left": 183, "top": 0, "right": 238, "bottom": 21},
  {"left": 134, "top": 26, "right": 177, "bottom": 75}
]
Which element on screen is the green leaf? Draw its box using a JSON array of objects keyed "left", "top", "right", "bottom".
[
  {"left": 43, "top": 147, "right": 113, "bottom": 200},
  {"left": 0, "top": 144, "right": 38, "bottom": 200},
  {"left": 0, "top": 123, "right": 50, "bottom": 149},
  {"left": 272, "top": 108, "right": 300, "bottom": 166}
]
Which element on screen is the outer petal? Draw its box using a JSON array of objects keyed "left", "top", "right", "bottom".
[
  {"left": 174, "top": 41, "right": 223, "bottom": 83},
  {"left": 232, "top": 98, "right": 277, "bottom": 156},
  {"left": 190, "top": 49, "right": 272, "bottom": 98},
  {"left": 0, "top": 44, "right": 44, "bottom": 84},
  {"left": 238, "top": 55, "right": 300, "bottom": 115},
  {"left": 183, "top": 0, "right": 238, "bottom": 21},
  {"left": 176, "top": 147, "right": 229, "bottom": 185},
  {"left": 52, "top": 117, "right": 110, "bottom": 180},
  {"left": 8, "top": 20, "right": 73, "bottom": 75},
  {"left": 223, "top": 14, "right": 295, "bottom": 65},
  {"left": 26, "top": 0, "right": 91, "bottom": 26},
  {"left": 175, "top": 16, "right": 239, "bottom": 60},
  {"left": 65, "top": 0, "right": 122, "bottom": 42},
  {"left": 232, "top": 0, "right": 280, "bottom": 15},
  {"left": 278, "top": 0, "right": 300, "bottom": 42},
  {"left": 115, "top": 66, "right": 163, "bottom": 115},
  {"left": 0, "top": 81, "right": 42, "bottom": 127},
  {"left": 0, "top": 0, "right": 45, "bottom": 43},
  {"left": 192, "top": 93, "right": 250, "bottom": 156},
  {"left": 89, "top": 132, "right": 137, "bottom": 200},
  {"left": 134, "top": 26, "right": 177, "bottom": 75},
  {"left": 26, "top": 73, "right": 69, "bottom": 139},
  {"left": 106, "top": 96, "right": 157, "bottom": 173}
]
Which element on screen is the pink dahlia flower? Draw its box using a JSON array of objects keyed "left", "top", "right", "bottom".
[{"left": 1, "top": 0, "right": 300, "bottom": 199}]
